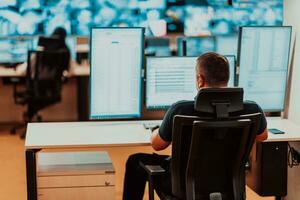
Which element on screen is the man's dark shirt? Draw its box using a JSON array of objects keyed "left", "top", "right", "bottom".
[{"left": 159, "top": 100, "right": 267, "bottom": 142}]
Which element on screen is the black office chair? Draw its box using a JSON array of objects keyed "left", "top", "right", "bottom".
[
  {"left": 141, "top": 88, "right": 262, "bottom": 200},
  {"left": 10, "top": 50, "right": 69, "bottom": 138}
]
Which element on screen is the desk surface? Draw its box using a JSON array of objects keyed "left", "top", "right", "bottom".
[
  {"left": 25, "top": 121, "right": 160, "bottom": 149},
  {"left": 266, "top": 118, "right": 300, "bottom": 142},
  {"left": 0, "top": 65, "right": 24, "bottom": 77},
  {"left": 68, "top": 64, "right": 90, "bottom": 76},
  {"left": 0, "top": 62, "right": 90, "bottom": 77},
  {"left": 25, "top": 118, "right": 300, "bottom": 150}
]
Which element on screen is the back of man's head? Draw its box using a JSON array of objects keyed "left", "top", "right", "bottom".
[
  {"left": 196, "top": 52, "right": 230, "bottom": 87},
  {"left": 52, "top": 27, "right": 67, "bottom": 40}
]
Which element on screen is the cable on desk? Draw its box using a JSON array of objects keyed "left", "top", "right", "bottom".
[{"left": 288, "top": 143, "right": 300, "bottom": 168}]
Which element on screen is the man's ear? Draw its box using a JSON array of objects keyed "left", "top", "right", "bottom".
[{"left": 197, "top": 74, "right": 205, "bottom": 89}]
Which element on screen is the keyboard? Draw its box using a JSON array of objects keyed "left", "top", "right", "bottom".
[
  {"left": 142, "top": 121, "right": 161, "bottom": 130},
  {"left": 2, "top": 62, "right": 22, "bottom": 68}
]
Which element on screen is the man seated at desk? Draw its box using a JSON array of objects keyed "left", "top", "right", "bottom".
[{"left": 122, "top": 52, "right": 269, "bottom": 200}]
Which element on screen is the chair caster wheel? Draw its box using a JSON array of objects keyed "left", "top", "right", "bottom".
[
  {"left": 20, "top": 132, "right": 26, "bottom": 139},
  {"left": 37, "top": 115, "right": 42, "bottom": 122},
  {"left": 10, "top": 128, "right": 16, "bottom": 135}
]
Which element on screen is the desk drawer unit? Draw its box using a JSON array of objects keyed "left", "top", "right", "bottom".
[
  {"left": 38, "top": 186, "right": 114, "bottom": 200},
  {"left": 37, "top": 151, "right": 115, "bottom": 200}
]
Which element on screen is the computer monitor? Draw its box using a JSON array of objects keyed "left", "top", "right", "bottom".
[
  {"left": 215, "top": 34, "right": 238, "bottom": 57},
  {"left": 0, "top": 37, "right": 33, "bottom": 64},
  {"left": 146, "top": 56, "right": 198, "bottom": 109},
  {"left": 146, "top": 55, "right": 236, "bottom": 109},
  {"left": 238, "top": 26, "right": 292, "bottom": 111},
  {"left": 177, "top": 36, "right": 216, "bottom": 56},
  {"left": 90, "top": 27, "right": 144, "bottom": 119},
  {"left": 145, "top": 37, "right": 171, "bottom": 56}
]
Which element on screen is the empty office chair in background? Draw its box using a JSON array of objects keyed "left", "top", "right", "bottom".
[
  {"left": 141, "top": 88, "right": 261, "bottom": 200},
  {"left": 10, "top": 50, "right": 69, "bottom": 138}
]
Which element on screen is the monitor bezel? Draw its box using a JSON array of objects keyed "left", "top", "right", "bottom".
[
  {"left": 237, "top": 26, "right": 292, "bottom": 112},
  {"left": 89, "top": 27, "right": 145, "bottom": 120}
]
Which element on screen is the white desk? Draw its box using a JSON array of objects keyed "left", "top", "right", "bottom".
[
  {"left": 266, "top": 118, "right": 300, "bottom": 142},
  {"left": 24, "top": 118, "right": 300, "bottom": 200},
  {"left": 25, "top": 120, "right": 159, "bottom": 200},
  {"left": 0, "top": 65, "right": 25, "bottom": 77},
  {"left": 25, "top": 121, "right": 155, "bottom": 149},
  {"left": 0, "top": 63, "right": 90, "bottom": 78},
  {"left": 25, "top": 118, "right": 300, "bottom": 150},
  {"left": 68, "top": 64, "right": 89, "bottom": 76}
]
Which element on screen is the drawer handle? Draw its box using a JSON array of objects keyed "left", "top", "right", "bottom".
[{"left": 105, "top": 181, "right": 110, "bottom": 186}]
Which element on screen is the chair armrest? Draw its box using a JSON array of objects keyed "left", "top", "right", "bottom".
[
  {"left": 139, "top": 162, "right": 167, "bottom": 200},
  {"left": 61, "top": 72, "right": 69, "bottom": 84},
  {"left": 140, "top": 162, "right": 166, "bottom": 176}
]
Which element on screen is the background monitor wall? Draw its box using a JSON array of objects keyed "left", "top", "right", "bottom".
[
  {"left": 215, "top": 34, "right": 239, "bottom": 57},
  {"left": 0, "top": 37, "right": 33, "bottom": 64},
  {"left": 0, "top": 1, "right": 283, "bottom": 36},
  {"left": 145, "top": 37, "right": 171, "bottom": 56},
  {"left": 177, "top": 36, "right": 216, "bottom": 56},
  {"left": 177, "top": 35, "right": 239, "bottom": 57}
]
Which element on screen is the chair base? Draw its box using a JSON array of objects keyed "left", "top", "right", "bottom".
[
  {"left": 10, "top": 124, "right": 26, "bottom": 139},
  {"left": 10, "top": 114, "right": 42, "bottom": 139}
]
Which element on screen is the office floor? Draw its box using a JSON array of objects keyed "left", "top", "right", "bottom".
[{"left": 0, "top": 128, "right": 275, "bottom": 200}]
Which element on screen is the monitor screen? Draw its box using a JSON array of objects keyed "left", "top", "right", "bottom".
[
  {"left": 215, "top": 34, "right": 238, "bottom": 57},
  {"left": 146, "top": 55, "right": 236, "bottom": 109},
  {"left": 90, "top": 28, "right": 143, "bottom": 119},
  {"left": 177, "top": 36, "right": 216, "bottom": 56},
  {"left": 146, "top": 56, "right": 198, "bottom": 109},
  {"left": 0, "top": 37, "right": 33, "bottom": 64},
  {"left": 238, "top": 26, "right": 291, "bottom": 111},
  {"left": 145, "top": 37, "right": 171, "bottom": 56}
]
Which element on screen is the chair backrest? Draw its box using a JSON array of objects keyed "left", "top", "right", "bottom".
[
  {"left": 186, "top": 120, "right": 251, "bottom": 200},
  {"left": 194, "top": 87, "right": 244, "bottom": 119},
  {"left": 171, "top": 115, "right": 203, "bottom": 198},
  {"left": 26, "top": 50, "right": 69, "bottom": 100},
  {"left": 170, "top": 88, "right": 261, "bottom": 200}
]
